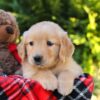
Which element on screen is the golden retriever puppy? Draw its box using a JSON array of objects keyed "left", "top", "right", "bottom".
[{"left": 18, "top": 21, "right": 83, "bottom": 95}]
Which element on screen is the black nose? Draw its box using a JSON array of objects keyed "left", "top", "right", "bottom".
[
  {"left": 6, "top": 26, "right": 14, "bottom": 34},
  {"left": 34, "top": 55, "right": 43, "bottom": 64}
]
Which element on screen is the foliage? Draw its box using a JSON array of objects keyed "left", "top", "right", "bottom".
[{"left": 0, "top": 0, "right": 100, "bottom": 98}]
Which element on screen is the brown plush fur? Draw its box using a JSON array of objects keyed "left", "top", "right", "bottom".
[
  {"left": 0, "top": 9, "right": 21, "bottom": 75},
  {"left": 18, "top": 21, "right": 83, "bottom": 95},
  {"left": 0, "top": 9, "right": 20, "bottom": 43}
]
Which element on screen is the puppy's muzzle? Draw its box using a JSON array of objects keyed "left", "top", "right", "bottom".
[{"left": 33, "top": 55, "right": 43, "bottom": 65}]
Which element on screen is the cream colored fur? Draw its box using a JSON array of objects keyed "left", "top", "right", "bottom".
[{"left": 18, "top": 21, "right": 83, "bottom": 95}]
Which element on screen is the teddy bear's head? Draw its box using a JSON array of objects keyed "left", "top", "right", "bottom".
[{"left": 0, "top": 9, "right": 20, "bottom": 43}]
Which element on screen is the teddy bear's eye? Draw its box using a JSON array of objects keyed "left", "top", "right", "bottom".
[
  {"left": 29, "top": 41, "right": 34, "bottom": 46},
  {"left": 47, "top": 41, "right": 54, "bottom": 46}
]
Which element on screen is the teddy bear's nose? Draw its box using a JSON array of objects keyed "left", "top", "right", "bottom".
[{"left": 6, "top": 26, "right": 14, "bottom": 34}]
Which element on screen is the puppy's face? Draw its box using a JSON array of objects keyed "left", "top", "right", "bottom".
[
  {"left": 24, "top": 30, "right": 60, "bottom": 69},
  {"left": 18, "top": 21, "right": 74, "bottom": 69}
]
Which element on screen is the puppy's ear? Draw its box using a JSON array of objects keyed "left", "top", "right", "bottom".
[
  {"left": 59, "top": 34, "right": 74, "bottom": 63},
  {"left": 17, "top": 39, "right": 26, "bottom": 62}
]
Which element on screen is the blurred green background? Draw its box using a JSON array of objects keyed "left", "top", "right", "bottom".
[{"left": 0, "top": 0, "right": 100, "bottom": 99}]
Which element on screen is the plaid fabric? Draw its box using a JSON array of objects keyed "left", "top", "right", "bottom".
[
  {"left": 0, "top": 72, "right": 94, "bottom": 100},
  {"left": 54, "top": 73, "right": 94, "bottom": 100},
  {"left": 0, "top": 73, "right": 57, "bottom": 100}
]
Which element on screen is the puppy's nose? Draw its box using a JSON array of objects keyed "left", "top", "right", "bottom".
[{"left": 34, "top": 55, "right": 43, "bottom": 64}]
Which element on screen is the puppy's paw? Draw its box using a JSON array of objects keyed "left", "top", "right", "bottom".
[
  {"left": 41, "top": 76, "right": 57, "bottom": 91},
  {"left": 58, "top": 71, "right": 74, "bottom": 96},
  {"left": 58, "top": 79, "right": 73, "bottom": 95},
  {"left": 34, "top": 75, "right": 58, "bottom": 91}
]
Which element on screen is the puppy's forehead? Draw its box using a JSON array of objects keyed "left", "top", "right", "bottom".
[
  {"left": 28, "top": 21, "right": 67, "bottom": 36},
  {"left": 24, "top": 30, "right": 59, "bottom": 42},
  {"left": 24, "top": 21, "right": 67, "bottom": 39}
]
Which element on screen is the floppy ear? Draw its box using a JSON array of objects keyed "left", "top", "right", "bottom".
[
  {"left": 59, "top": 34, "right": 74, "bottom": 63},
  {"left": 17, "top": 39, "right": 26, "bottom": 62}
]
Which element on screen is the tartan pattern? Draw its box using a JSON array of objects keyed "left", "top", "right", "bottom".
[
  {"left": 0, "top": 73, "right": 94, "bottom": 100},
  {"left": 54, "top": 74, "right": 94, "bottom": 100},
  {"left": 0, "top": 74, "right": 57, "bottom": 100},
  {"left": 64, "top": 74, "right": 94, "bottom": 100}
]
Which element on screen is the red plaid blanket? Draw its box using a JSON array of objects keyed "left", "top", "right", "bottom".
[
  {"left": 0, "top": 74, "right": 57, "bottom": 100},
  {"left": 0, "top": 73, "right": 94, "bottom": 100},
  {"left": 54, "top": 73, "right": 94, "bottom": 100},
  {"left": 0, "top": 43, "right": 94, "bottom": 100}
]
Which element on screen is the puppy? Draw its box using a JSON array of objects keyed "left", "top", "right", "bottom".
[{"left": 18, "top": 21, "right": 83, "bottom": 95}]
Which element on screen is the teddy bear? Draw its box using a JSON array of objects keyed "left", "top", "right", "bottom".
[{"left": 0, "top": 9, "right": 22, "bottom": 75}]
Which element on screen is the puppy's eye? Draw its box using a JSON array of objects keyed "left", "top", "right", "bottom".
[
  {"left": 47, "top": 41, "right": 54, "bottom": 46},
  {"left": 29, "top": 41, "right": 33, "bottom": 46}
]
